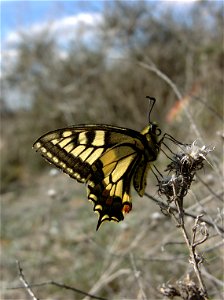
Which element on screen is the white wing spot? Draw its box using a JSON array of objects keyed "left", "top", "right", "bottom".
[
  {"left": 67, "top": 168, "right": 73, "bottom": 174},
  {"left": 47, "top": 152, "right": 53, "bottom": 158},
  {"left": 41, "top": 147, "right": 47, "bottom": 153},
  {"left": 53, "top": 157, "right": 59, "bottom": 163},
  {"left": 35, "top": 142, "right": 42, "bottom": 148}
]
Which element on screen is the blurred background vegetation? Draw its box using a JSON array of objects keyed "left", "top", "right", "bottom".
[{"left": 1, "top": 1, "right": 223, "bottom": 299}]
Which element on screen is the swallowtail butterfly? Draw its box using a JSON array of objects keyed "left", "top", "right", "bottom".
[{"left": 33, "top": 97, "right": 162, "bottom": 230}]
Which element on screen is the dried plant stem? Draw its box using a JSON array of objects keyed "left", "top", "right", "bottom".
[
  {"left": 153, "top": 116, "right": 214, "bottom": 299},
  {"left": 172, "top": 200, "right": 209, "bottom": 299}
]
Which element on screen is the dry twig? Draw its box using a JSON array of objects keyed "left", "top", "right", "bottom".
[{"left": 9, "top": 279, "right": 108, "bottom": 300}]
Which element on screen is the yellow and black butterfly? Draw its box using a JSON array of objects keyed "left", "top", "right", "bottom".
[{"left": 33, "top": 97, "right": 162, "bottom": 230}]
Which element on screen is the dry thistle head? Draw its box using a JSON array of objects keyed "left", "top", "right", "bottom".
[
  {"left": 165, "top": 140, "right": 214, "bottom": 175},
  {"left": 158, "top": 141, "right": 214, "bottom": 204}
]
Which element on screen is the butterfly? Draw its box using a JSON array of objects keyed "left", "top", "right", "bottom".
[{"left": 33, "top": 97, "right": 162, "bottom": 230}]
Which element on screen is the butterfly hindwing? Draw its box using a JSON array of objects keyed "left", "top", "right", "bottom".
[{"left": 87, "top": 144, "right": 143, "bottom": 229}]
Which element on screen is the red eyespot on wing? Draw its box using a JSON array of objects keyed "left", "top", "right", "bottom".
[{"left": 122, "top": 203, "right": 132, "bottom": 214}]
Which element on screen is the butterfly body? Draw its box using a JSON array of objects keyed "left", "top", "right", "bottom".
[{"left": 33, "top": 122, "right": 161, "bottom": 230}]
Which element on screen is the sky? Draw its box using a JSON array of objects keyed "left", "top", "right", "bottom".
[
  {"left": 1, "top": 1, "right": 104, "bottom": 45},
  {"left": 1, "top": 0, "right": 208, "bottom": 70},
  {"left": 1, "top": 1, "right": 105, "bottom": 73},
  {"left": 2, "top": 0, "right": 211, "bottom": 67},
  {"left": 1, "top": 0, "right": 204, "bottom": 47}
]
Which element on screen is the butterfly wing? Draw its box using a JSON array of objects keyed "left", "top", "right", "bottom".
[
  {"left": 33, "top": 125, "right": 150, "bottom": 229},
  {"left": 87, "top": 144, "right": 143, "bottom": 229}
]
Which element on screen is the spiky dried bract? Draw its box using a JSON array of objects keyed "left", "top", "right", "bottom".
[
  {"left": 166, "top": 141, "right": 214, "bottom": 174},
  {"left": 159, "top": 141, "right": 214, "bottom": 203}
]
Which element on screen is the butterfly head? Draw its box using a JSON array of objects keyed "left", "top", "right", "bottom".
[
  {"left": 140, "top": 122, "right": 162, "bottom": 157},
  {"left": 141, "top": 122, "right": 161, "bottom": 140}
]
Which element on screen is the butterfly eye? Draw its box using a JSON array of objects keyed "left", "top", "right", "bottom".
[
  {"left": 150, "top": 123, "right": 161, "bottom": 136},
  {"left": 156, "top": 128, "right": 162, "bottom": 136}
]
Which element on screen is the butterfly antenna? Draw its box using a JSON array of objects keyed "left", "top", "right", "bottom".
[{"left": 146, "top": 96, "right": 156, "bottom": 123}]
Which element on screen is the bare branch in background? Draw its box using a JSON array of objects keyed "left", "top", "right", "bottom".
[{"left": 16, "top": 261, "right": 39, "bottom": 300}]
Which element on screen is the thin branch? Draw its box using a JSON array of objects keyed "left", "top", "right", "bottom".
[
  {"left": 191, "top": 215, "right": 209, "bottom": 247},
  {"left": 193, "top": 96, "right": 223, "bottom": 122},
  {"left": 129, "top": 253, "right": 147, "bottom": 300},
  {"left": 196, "top": 174, "right": 224, "bottom": 202},
  {"left": 16, "top": 260, "right": 39, "bottom": 300},
  {"left": 201, "top": 265, "right": 224, "bottom": 288},
  {"left": 8, "top": 279, "right": 108, "bottom": 300},
  {"left": 144, "top": 192, "right": 224, "bottom": 234},
  {"left": 48, "top": 281, "right": 108, "bottom": 300},
  {"left": 83, "top": 268, "right": 131, "bottom": 300},
  {"left": 187, "top": 190, "right": 224, "bottom": 213},
  {"left": 174, "top": 202, "right": 208, "bottom": 298}
]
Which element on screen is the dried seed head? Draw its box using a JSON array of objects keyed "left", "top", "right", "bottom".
[
  {"left": 180, "top": 140, "right": 214, "bottom": 168},
  {"left": 157, "top": 141, "right": 214, "bottom": 204},
  {"left": 166, "top": 141, "right": 214, "bottom": 175}
]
